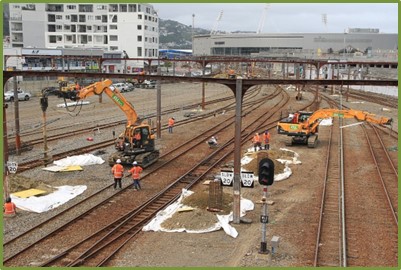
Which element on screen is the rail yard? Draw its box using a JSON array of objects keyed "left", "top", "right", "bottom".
[{"left": 2, "top": 64, "right": 398, "bottom": 267}]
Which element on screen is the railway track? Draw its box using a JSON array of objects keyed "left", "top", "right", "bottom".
[
  {"left": 313, "top": 121, "right": 344, "bottom": 267},
  {"left": 4, "top": 85, "right": 291, "bottom": 266}
]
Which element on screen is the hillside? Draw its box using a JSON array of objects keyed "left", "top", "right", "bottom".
[{"left": 159, "top": 19, "right": 210, "bottom": 49}]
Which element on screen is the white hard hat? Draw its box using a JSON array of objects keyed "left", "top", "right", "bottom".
[
  {"left": 133, "top": 161, "right": 138, "bottom": 165},
  {"left": 116, "top": 159, "right": 121, "bottom": 164}
]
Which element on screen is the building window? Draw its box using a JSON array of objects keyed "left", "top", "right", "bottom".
[
  {"left": 145, "top": 15, "right": 147, "bottom": 20},
  {"left": 88, "top": 36, "right": 92, "bottom": 42},
  {"left": 145, "top": 37, "right": 148, "bottom": 42},
  {"left": 109, "top": 4, "right": 118, "bottom": 12},
  {"left": 110, "top": 25, "right": 118, "bottom": 30},
  {"left": 87, "top": 25, "right": 92, "bottom": 31},
  {"left": 79, "top": 5, "right": 93, "bottom": 12},
  {"left": 66, "top": 15, "right": 70, "bottom": 20},
  {"left": 119, "top": 4, "right": 127, "bottom": 12},
  {"left": 48, "top": 14, "right": 56, "bottom": 22},
  {"left": 215, "top": 41, "right": 225, "bottom": 45},
  {"left": 137, "top": 25, "right": 142, "bottom": 30},
  {"left": 128, "top": 4, "right": 137, "bottom": 12},
  {"left": 110, "top": 46, "right": 119, "bottom": 51},
  {"left": 49, "top": 36, "right": 57, "bottom": 43},
  {"left": 95, "top": 16, "right": 101, "bottom": 20},
  {"left": 137, "top": 35, "right": 142, "bottom": 42},
  {"left": 97, "top": 5, "right": 107, "bottom": 10},
  {"left": 66, "top": 5, "right": 76, "bottom": 10},
  {"left": 56, "top": 15, "right": 62, "bottom": 20},
  {"left": 66, "top": 35, "right": 73, "bottom": 41},
  {"left": 64, "top": 25, "right": 70, "bottom": 30},
  {"left": 138, "top": 14, "right": 142, "bottom": 20},
  {"left": 87, "top": 15, "right": 93, "bottom": 21},
  {"left": 110, "top": 35, "right": 118, "bottom": 41},
  {"left": 57, "top": 36, "right": 62, "bottom": 42},
  {"left": 56, "top": 25, "right": 62, "bottom": 30},
  {"left": 137, "top": 47, "right": 142, "bottom": 57}
]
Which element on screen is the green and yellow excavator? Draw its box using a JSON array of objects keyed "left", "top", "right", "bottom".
[{"left": 55, "top": 79, "right": 159, "bottom": 167}]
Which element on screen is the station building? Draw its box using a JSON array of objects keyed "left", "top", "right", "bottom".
[{"left": 193, "top": 28, "right": 398, "bottom": 59}]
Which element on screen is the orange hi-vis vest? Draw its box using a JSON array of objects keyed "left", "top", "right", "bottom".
[
  {"left": 252, "top": 134, "right": 261, "bottom": 144},
  {"left": 112, "top": 164, "right": 124, "bottom": 178},
  {"left": 129, "top": 166, "right": 143, "bottom": 179},
  {"left": 4, "top": 202, "right": 16, "bottom": 215},
  {"left": 168, "top": 118, "right": 175, "bottom": 127},
  {"left": 263, "top": 132, "right": 271, "bottom": 143}
]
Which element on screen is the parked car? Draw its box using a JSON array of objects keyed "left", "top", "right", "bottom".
[
  {"left": 4, "top": 89, "right": 32, "bottom": 102},
  {"left": 142, "top": 80, "right": 156, "bottom": 89},
  {"left": 112, "top": 82, "right": 133, "bottom": 92}
]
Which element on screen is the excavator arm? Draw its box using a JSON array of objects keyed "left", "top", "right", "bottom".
[
  {"left": 65, "top": 79, "right": 138, "bottom": 127},
  {"left": 302, "top": 108, "right": 392, "bottom": 129},
  {"left": 277, "top": 108, "right": 392, "bottom": 141}
]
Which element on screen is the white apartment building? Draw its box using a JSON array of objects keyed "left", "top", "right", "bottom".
[{"left": 8, "top": 3, "right": 159, "bottom": 62}]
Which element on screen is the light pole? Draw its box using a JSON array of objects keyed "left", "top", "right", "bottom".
[
  {"left": 123, "top": 50, "right": 128, "bottom": 74},
  {"left": 343, "top": 30, "right": 346, "bottom": 59}
]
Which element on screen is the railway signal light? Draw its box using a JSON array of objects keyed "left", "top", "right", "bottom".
[{"left": 258, "top": 158, "right": 274, "bottom": 186}]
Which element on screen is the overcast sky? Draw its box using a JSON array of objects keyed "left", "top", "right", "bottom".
[{"left": 152, "top": 3, "right": 397, "bottom": 34}]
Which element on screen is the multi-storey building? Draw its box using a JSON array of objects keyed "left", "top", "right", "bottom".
[{"left": 8, "top": 3, "right": 159, "bottom": 64}]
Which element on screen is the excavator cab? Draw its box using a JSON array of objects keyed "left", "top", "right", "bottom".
[{"left": 112, "top": 124, "right": 159, "bottom": 167}]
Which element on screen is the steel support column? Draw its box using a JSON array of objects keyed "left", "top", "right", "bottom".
[
  {"left": 233, "top": 78, "right": 243, "bottom": 224},
  {"left": 156, "top": 67, "right": 162, "bottom": 139}
]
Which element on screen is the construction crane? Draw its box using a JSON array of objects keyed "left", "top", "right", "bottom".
[
  {"left": 257, "top": 4, "right": 270, "bottom": 34},
  {"left": 210, "top": 10, "right": 223, "bottom": 35}
]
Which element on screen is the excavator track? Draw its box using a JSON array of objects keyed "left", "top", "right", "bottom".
[
  {"left": 284, "top": 136, "right": 293, "bottom": 146},
  {"left": 108, "top": 150, "right": 160, "bottom": 168},
  {"left": 307, "top": 135, "right": 318, "bottom": 148}
]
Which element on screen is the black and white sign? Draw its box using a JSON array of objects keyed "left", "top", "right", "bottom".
[
  {"left": 220, "top": 170, "right": 234, "bottom": 186},
  {"left": 7, "top": 161, "right": 18, "bottom": 174},
  {"left": 240, "top": 171, "right": 254, "bottom": 188},
  {"left": 220, "top": 170, "right": 254, "bottom": 188}
]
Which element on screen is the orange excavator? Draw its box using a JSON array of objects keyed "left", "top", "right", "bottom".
[
  {"left": 277, "top": 108, "right": 392, "bottom": 148},
  {"left": 55, "top": 79, "right": 159, "bottom": 167}
]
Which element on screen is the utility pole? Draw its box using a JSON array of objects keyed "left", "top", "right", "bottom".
[{"left": 3, "top": 100, "right": 10, "bottom": 199}]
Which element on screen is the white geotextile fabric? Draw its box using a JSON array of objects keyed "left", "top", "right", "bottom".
[
  {"left": 57, "top": 101, "right": 90, "bottom": 108},
  {"left": 53, "top": 154, "right": 105, "bottom": 167},
  {"left": 142, "top": 189, "right": 254, "bottom": 238},
  {"left": 11, "top": 185, "right": 87, "bottom": 213}
]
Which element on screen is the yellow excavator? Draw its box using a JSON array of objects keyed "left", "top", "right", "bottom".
[
  {"left": 58, "top": 76, "right": 77, "bottom": 91},
  {"left": 277, "top": 108, "right": 392, "bottom": 148},
  {"left": 57, "top": 79, "right": 159, "bottom": 167}
]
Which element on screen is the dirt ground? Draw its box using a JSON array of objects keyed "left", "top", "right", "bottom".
[{"left": 4, "top": 80, "right": 398, "bottom": 267}]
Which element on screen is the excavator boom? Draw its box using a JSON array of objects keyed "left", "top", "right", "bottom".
[{"left": 70, "top": 79, "right": 138, "bottom": 126}]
